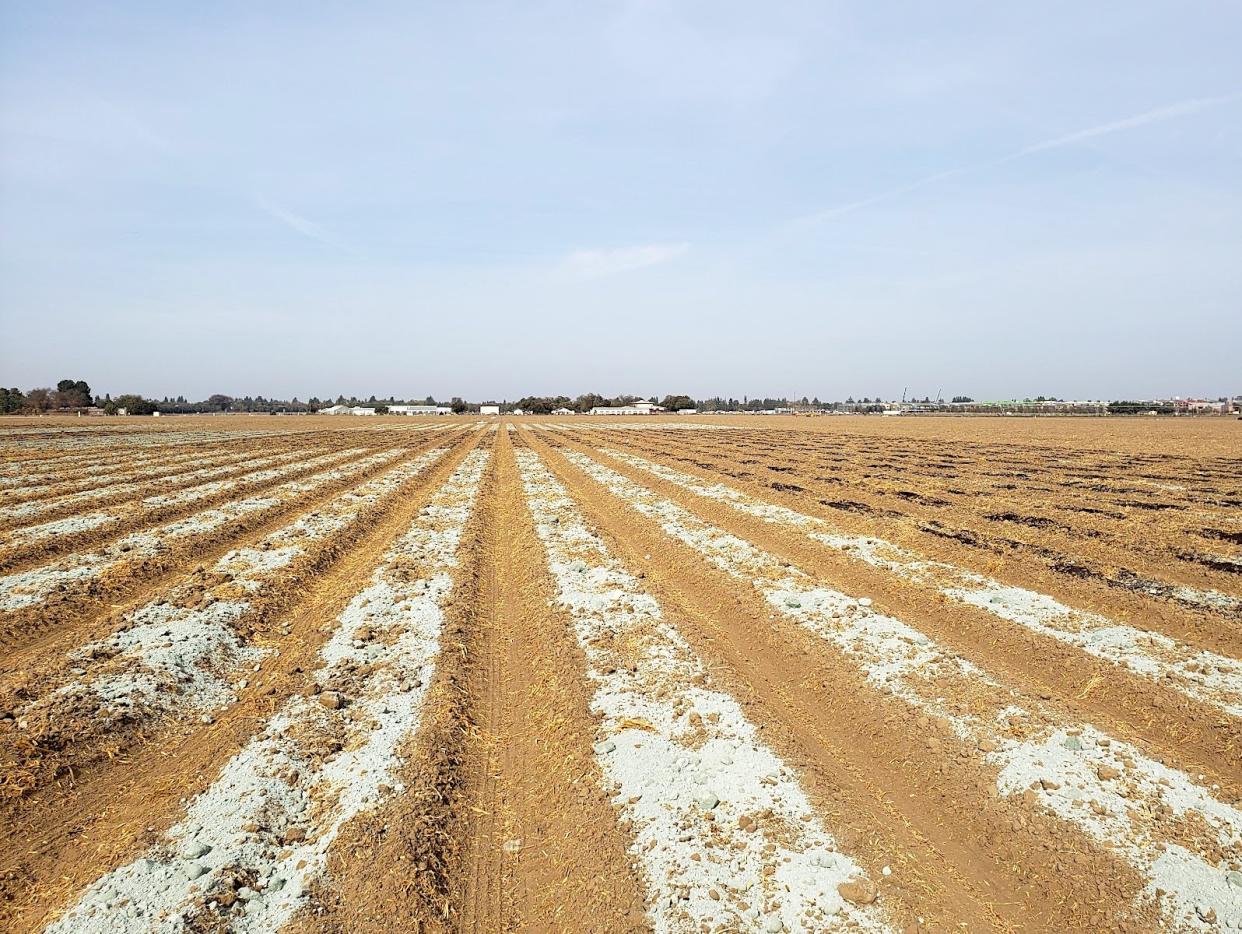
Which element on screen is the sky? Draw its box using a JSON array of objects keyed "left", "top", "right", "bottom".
[{"left": 1, "top": 1, "right": 1239, "bottom": 402}]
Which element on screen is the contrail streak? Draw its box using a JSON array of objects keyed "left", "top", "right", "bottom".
[
  {"left": 253, "top": 192, "right": 359, "bottom": 255},
  {"left": 795, "top": 93, "right": 1239, "bottom": 226}
]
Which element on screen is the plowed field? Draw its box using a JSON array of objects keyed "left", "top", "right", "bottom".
[{"left": 1, "top": 415, "right": 1238, "bottom": 933}]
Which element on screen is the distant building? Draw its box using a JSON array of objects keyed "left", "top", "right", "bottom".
[
  {"left": 676, "top": 408, "right": 698, "bottom": 415},
  {"left": 1185, "top": 399, "right": 1228, "bottom": 414},
  {"left": 388, "top": 405, "right": 452, "bottom": 415},
  {"left": 551, "top": 407, "right": 575, "bottom": 415},
  {"left": 588, "top": 399, "right": 665, "bottom": 416},
  {"left": 511, "top": 408, "right": 525, "bottom": 416},
  {"left": 480, "top": 404, "right": 501, "bottom": 416},
  {"left": 318, "top": 405, "right": 376, "bottom": 415}
]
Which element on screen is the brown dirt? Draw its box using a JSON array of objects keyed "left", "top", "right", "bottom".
[
  {"left": 571, "top": 424, "right": 1242, "bottom": 647},
  {"left": 0, "top": 433, "right": 456, "bottom": 651},
  {"left": 453, "top": 426, "right": 647, "bottom": 932},
  {"left": 0, "top": 445, "right": 368, "bottom": 572},
  {"left": 0, "top": 414, "right": 1237, "bottom": 934},
  {"left": 0, "top": 434, "right": 483, "bottom": 932},
  {"left": 540, "top": 429, "right": 1242, "bottom": 794},
  {"left": 520, "top": 427, "right": 1157, "bottom": 933},
  {"left": 295, "top": 429, "right": 648, "bottom": 934}
]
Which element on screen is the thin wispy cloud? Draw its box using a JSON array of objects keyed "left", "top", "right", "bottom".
[
  {"left": 99, "top": 97, "right": 176, "bottom": 154},
  {"left": 561, "top": 242, "right": 690, "bottom": 278},
  {"left": 253, "top": 193, "right": 358, "bottom": 255},
  {"left": 1004, "top": 94, "right": 1238, "bottom": 160},
  {"left": 795, "top": 167, "right": 971, "bottom": 224},
  {"left": 796, "top": 93, "right": 1240, "bottom": 225}
]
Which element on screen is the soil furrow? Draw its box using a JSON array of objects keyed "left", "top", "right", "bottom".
[
  {"left": 0, "top": 437, "right": 485, "bottom": 932},
  {"left": 0, "top": 439, "right": 455, "bottom": 651},
  {"left": 0, "top": 447, "right": 370, "bottom": 572},
  {"left": 0, "top": 445, "right": 291, "bottom": 508},
  {"left": 542, "top": 435, "right": 1242, "bottom": 779},
  {"left": 521, "top": 429, "right": 1119, "bottom": 932},
  {"left": 540, "top": 434, "right": 1240, "bottom": 931},
  {"left": 454, "top": 425, "right": 648, "bottom": 933},
  {"left": 43, "top": 450, "right": 492, "bottom": 933},
  {"left": 517, "top": 442, "right": 894, "bottom": 932},
  {"left": 571, "top": 427, "right": 1242, "bottom": 639}
]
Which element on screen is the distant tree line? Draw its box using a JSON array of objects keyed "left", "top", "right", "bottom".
[
  {"left": 0, "top": 383, "right": 1009, "bottom": 417},
  {"left": 2, "top": 379, "right": 96, "bottom": 414},
  {"left": 1107, "top": 401, "right": 1177, "bottom": 415},
  {"left": 2, "top": 380, "right": 1234, "bottom": 417}
]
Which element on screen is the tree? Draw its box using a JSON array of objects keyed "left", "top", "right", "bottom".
[
  {"left": 25, "top": 388, "right": 53, "bottom": 412},
  {"left": 659, "top": 394, "right": 695, "bottom": 412},
  {"left": 207, "top": 394, "right": 233, "bottom": 412},
  {"left": 951, "top": 396, "right": 973, "bottom": 404},
  {"left": 451, "top": 397, "right": 468, "bottom": 414},
  {"left": 57, "top": 379, "right": 90, "bottom": 397},
  {"left": 515, "top": 397, "right": 553, "bottom": 414},
  {"left": 53, "top": 378, "right": 92, "bottom": 408},
  {"left": 374, "top": 404, "right": 389, "bottom": 414},
  {"left": 112, "top": 394, "right": 158, "bottom": 415},
  {"left": 0, "top": 388, "right": 25, "bottom": 414}
]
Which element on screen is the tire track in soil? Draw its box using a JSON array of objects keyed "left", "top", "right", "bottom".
[
  {"left": 0, "top": 433, "right": 456, "bottom": 659},
  {"left": 461, "top": 447, "right": 506, "bottom": 932},
  {"left": 456, "top": 427, "right": 649, "bottom": 932},
  {"left": 0, "top": 433, "right": 485, "bottom": 933},
  {"left": 521, "top": 427, "right": 1152, "bottom": 934},
  {"left": 540, "top": 432, "right": 1242, "bottom": 795}
]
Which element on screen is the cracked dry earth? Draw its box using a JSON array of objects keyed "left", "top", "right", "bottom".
[{"left": 1, "top": 414, "right": 1239, "bottom": 934}]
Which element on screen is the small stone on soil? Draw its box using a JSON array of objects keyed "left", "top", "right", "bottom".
[
  {"left": 838, "top": 877, "right": 879, "bottom": 905},
  {"left": 180, "top": 841, "right": 212, "bottom": 860}
]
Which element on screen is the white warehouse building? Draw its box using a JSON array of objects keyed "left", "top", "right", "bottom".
[
  {"left": 389, "top": 405, "right": 452, "bottom": 415},
  {"left": 318, "top": 405, "right": 377, "bottom": 416},
  {"left": 587, "top": 399, "right": 664, "bottom": 416}
]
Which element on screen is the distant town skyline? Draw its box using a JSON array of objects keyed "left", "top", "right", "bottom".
[{"left": 2, "top": 2, "right": 1239, "bottom": 397}]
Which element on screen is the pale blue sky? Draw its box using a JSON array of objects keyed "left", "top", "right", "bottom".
[{"left": 1, "top": 1, "right": 1239, "bottom": 401}]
